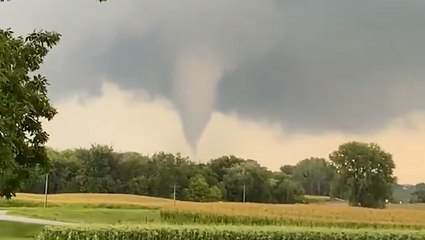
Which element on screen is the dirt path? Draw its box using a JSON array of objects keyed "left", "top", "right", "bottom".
[{"left": 0, "top": 210, "right": 71, "bottom": 225}]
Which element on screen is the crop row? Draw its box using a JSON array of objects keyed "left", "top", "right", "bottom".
[
  {"left": 36, "top": 225, "right": 425, "bottom": 240},
  {"left": 160, "top": 210, "right": 425, "bottom": 230},
  {"left": 161, "top": 201, "right": 425, "bottom": 227}
]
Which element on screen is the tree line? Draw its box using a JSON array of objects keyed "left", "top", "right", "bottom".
[
  {"left": 16, "top": 141, "right": 404, "bottom": 208},
  {"left": 22, "top": 145, "right": 306, "bottom": 204}
]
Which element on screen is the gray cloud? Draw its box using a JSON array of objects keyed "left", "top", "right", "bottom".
[
  {"left": 2, "top": 0, "right": 425, "bottom": 145},
  {"left": 218, "top": 0, "right": 425, "bottom": 134}
]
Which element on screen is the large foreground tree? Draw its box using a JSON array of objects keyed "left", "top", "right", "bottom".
[
  {"left": 0, "top": 29, "right": 60, "bottom": 198},
  {"left": 329, "top": 141, "right": 396, "bottom": 208}
]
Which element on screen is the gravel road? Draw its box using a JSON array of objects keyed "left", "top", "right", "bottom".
[{"left": 0, "top": 210, "right": 71, "bottom": 225}]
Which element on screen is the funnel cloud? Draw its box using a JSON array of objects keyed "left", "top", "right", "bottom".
[
  {"left": 2, "top": 0, "right": 425, "bottom": 153},
  {"left": 173, "top": 48, "right": 223, "bottom": 149}
]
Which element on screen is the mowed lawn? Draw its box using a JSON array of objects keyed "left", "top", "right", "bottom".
[
  {"left": 0, "top": 221, "right": 43, "bottom": 240},
  {"left": 8, "top": 208, "right": 161, "bottom": 224},
  {"left": 2, "top": 207, "right": 160, "bottom": 239}
]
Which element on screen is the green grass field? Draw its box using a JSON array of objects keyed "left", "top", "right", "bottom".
[
  {"left": 0, "top": 207, "right": 160, "bottom": 239},
  {"left": 0, "top": 221, "right": 43, "bottom": 240},
  {"left": 7, "top": 207, "right": 160, "bottom": 224}
]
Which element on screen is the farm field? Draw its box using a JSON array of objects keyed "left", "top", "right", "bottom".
[
  {"left": 12, "top": 193, "right": 425, "bottom": 227},
  {"left": 2, "top": 193, "right": 425, "bottom": 239}
]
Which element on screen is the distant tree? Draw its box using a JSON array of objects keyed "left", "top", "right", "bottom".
[
  {"left": 127, "top": 176, "right": 150, "bottom": 195},
  {"left": 330, "top": 174, "right": 349, "bottom": 200},
  {"left": 292, "top": 158, "right": 335, "bottom": 196},
  {"left": 222, "top": 160, "right": 273, "bottom": 203},
  {"left": 209, "top": 155, "right": 244, "bottom": 182},
  {"left": 411, "top": 190, "right": 425, "bottom": 203},
  {"left": 197, "top": 164, "right": 221, "bottom": 188},
  {"left": 207, "top": 185, "right": 223, "bottom": 202},
  {"left": 391, "top": 184, "right": 416, "bottom": 204},
  {"left": 0, "top": 29, "right": 60, "bottom": 198},
  {"left": 110, "top": 152, "right": 150, "bottom": 193},
  {"left": 222, "top": 163, "right": 247, "bottom": 202},
  {"left": 273, "top": 178, "right": 305, "bottom": 204},
  {"left": 22, "top": 148, "right": 83, "bottom": 194},
  {"left": 410, "top": 183, "right": 425, "bottom": 203},
  {"left": 416, "top": 183, "right": 425, "bottom": 191},
  {"left": 185, "top": 174, "right": 221, "bottom": 202},
  {"left": 75, "top": 145, "right": 116, "bottom": 193},
  {"left": 280, "top": 165, "right": 295, "bottom": 176},
  {"left": 329, "top": 141, "right": 396, "bottom": 208},
  {"left": 148, "top": 152, "right": 196, "bottom": 199}
]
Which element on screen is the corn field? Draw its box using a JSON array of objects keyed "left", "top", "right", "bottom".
[
  {"left": 36, "top": 225, "right": 425, "bottom": 240},
  {"left": 162, "top": 202, "right": 425, "bottom": 227},
  {"left": 16, "top": 193, "right": 425, "bottom": 228},
  {"left": 160, "top": 210, "right": 425, "bottom": 230}
]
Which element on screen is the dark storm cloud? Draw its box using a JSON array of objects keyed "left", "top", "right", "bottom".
[
  {"left": 92, "top": 0, "right": 425, "bottom": 134},
  {"left": 2, "top": 0, "right": 425, "bottom": 137},
  {"left": 91, "top": 30, "right": 175, "bottom": 98},
  {"left": 216, "top": 0, "right": 425, "bottom": 134}
]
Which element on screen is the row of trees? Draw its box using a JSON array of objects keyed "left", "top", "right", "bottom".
[
  {"left": 16, "top": 141, "right": 398, "bottom": 208},
  {"left": 22, "top": 145, "right": 305, "bottom": 204}
]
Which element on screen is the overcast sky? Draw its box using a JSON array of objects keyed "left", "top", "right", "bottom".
[{"left": 1, "top": 0, "right": 425, "bottom": 184}]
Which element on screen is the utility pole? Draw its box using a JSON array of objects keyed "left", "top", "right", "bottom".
[
  {"left": 242, "top": 184, "right": 246, "bottom": 203},
  {"left": 242, "top": 167, "right": 246, "bottom": 203},
  {"left": 44, "top": 173, "right": 49, "bottom": 208},
  {"left": 173, "top": 183, "right": 177, "bottom": 208},
  {"left": 170, "top": 183, "right": 180, "bottom": 209}
]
